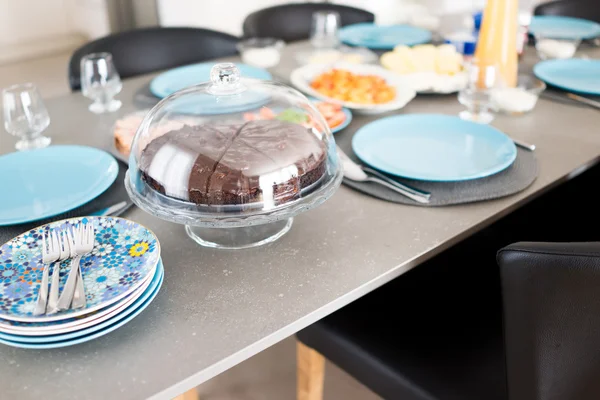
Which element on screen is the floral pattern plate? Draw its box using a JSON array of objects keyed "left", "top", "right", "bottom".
[
  {"left": 0, "top": 266, "right": 155, "bottom": 334},
  {"left": 0, "top": 216, "right": 160, "bottom": 322},
  {"left": 0, "top": 260, "right": 163, "bottom": 342}
]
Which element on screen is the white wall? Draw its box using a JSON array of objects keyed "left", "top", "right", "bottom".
[
  {"left": 156, "top": 0, "right": 492, "bottom": 35},
  {"left": 0, "top": 0, "right": 110, "bottom": 65}
]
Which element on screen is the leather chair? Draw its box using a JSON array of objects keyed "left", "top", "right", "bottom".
[
  {"left": 242, "top": 3, "right": 374, "bottom": 42},
  {"left": 534, "top": 0, "right": 600, "bottom": 23},
  {"left": 296, "top": 240, "right": 600, "bottom": 400},
  {"left": 68, "top": 27, "right": 239, "bottom": 91}
]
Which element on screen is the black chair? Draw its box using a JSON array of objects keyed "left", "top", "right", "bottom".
[
  {"left": 534, "top": 0, "right": 600, "bottom": 24},
  {"left": 68, "top": 27, "right": 239, "bottom": 91},
  {"left": 296, "top": 239, "right": 600, "bottom": 400},
  {"left": 242, "top": 3, "right": 374, "bottom": 42}
]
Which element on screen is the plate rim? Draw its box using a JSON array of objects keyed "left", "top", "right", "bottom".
[
  {"left": 351, "top": 114, "right": 518, "bottom": 182},
  {"left": 0, "top": 261, "right": 163, "bottom": 342},
  {"left": 529, "top": 15, "right": 600, "bottom": 39},
  {"left": 0, "top": 145, "right": 119, "bottom": 226},
  {"left": 339, "top": 22, "right": 432, "bottom": 49},
  {"left": 0, "top": 264, "right": 156, "bottom": 334},
  {"left": 0, "top": 216, "right": 161, "bottom": 323},
  {"left": 0, "top": 266, "right": 164, "bottom": 349},
  {"left": 149, "top": 61, "right": 273, "bottom": 98},
  {"left": 533, "top": 59, "right": 600, "bottom": 96}
]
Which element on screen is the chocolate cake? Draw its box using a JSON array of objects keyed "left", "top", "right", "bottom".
[{"left": 139, "top": 120, "right": 327, "bottom": 206}]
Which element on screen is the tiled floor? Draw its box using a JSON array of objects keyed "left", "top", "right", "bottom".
[{"left": 3, "top": 54, "right": 380, "bottom": 400}]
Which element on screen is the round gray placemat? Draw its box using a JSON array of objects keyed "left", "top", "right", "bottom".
[
  {"left": 0, "top": 160, "right": 133, "bottom": 244},
  {"left": 340, "top": 146, "right": 538, "bottom": 206}
]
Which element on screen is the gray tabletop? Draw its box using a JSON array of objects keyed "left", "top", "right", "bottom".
[{"left": 2, "top": 43, "right": 600, "bottom": 400}]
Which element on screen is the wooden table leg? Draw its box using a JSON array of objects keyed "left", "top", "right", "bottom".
[
  {"left": 172, "top": 387, "right": 199, "bottom": 400},
  {"left": 297, "top": 340, "right": 325, "bottom": 400}
]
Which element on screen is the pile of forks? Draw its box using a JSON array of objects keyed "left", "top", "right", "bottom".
[{"left": 34, "top": 224, "right": 95, "bottom": 316}]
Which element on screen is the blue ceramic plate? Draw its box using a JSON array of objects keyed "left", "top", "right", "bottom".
[
  {"left": 339, "top": 23, "right": 432, "bottom": 50},
  {"left": 0, "top": 216, "right": 160, "bottom": 322},
  {"left": 529, "top": 16, "right": 600, "bottom": 40},
  {"left": 0, "top": 146, "right": 118, "bottom": 226},
  {"left": 534, "top": 59, "right": 600, "bottom": 95},
  {"left": 352, "top": 114, "right": 517, "bottom": 181},
  {"left": 0, "top": 263, "right": 163, "bottom": 349},
  {"left": 150, "top": 62, "right": 272, "bottom": 98},
  {"left": 0, "top": 260, "right": 163, "bottom": 344}
]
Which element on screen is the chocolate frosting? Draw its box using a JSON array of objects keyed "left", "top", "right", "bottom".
[{"left": 139, "top": 120, "right": 327, "bottom": 205}]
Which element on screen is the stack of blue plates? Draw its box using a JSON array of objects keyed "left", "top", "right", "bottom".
[{"left": 0, "top": 216, "right": 163, "bottom": 349}]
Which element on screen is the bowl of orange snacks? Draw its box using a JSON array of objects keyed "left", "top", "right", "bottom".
[{"left": 290, "top": 62, "right": 416, "bottom": 114}]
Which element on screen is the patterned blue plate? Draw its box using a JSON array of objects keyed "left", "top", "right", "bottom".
[
  {"left": 0, "top": 216, "right": 160, "bottom": 322},
  {"left": 0, "top": 265, "right": 163, "bottom": 349},
  {"left": 0, "top": 264, "right": 155, "bottom": 334},
  {"left": 0, "top": 260, "right": 163, "bottom": 343}
]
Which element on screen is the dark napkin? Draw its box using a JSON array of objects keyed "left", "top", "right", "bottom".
[{"left": 0, "top": 161, "right": 133, "bottom": 244}]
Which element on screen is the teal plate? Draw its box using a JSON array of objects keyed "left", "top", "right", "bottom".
[
  {"left": 352, "top": 114, "right": 517, "bottom": 181},
  {"left": 534, "top": 59, "right": 600, "bottom": 96},
  {"left": 0, "top": 261, "right": 163, "bottom": 349},
  {"left": 0, "top": 216, "right": 160, "bottom": 322},
  {"left": 0, "top": 146, "right": 118, "bottom": 226},
  {"left": 339, "top": 23, "right": 432, "bottom": 49},
  {"left": 530, "top": 16, "right": 600, "bottom": 40}
]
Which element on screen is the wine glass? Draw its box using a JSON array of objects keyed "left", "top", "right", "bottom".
[
  {"left": 310, "top": 11, "right": 341, "bottom": 49},
  {"left": 457, "top": 60, "right": 499, "bottom": 124},
  {"left": 3, "top": 83, "right": 51, "bottom": 151},
  {"left": 80, "top": 52, "right": 123, "bottom": 113}
]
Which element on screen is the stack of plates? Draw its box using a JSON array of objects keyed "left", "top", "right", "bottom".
[{"left": 0, "top": 216, "right": 162, "bottom": 349}]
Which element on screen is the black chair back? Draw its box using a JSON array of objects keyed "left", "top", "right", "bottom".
[
  {"left": 534, "top": 0, "right": 600, "bottom": 23},
  {"left": 68, "top": 27, "right": 239, "bottom": 91},
  {"left": 498, "top": 242, "right": 600, "bottom": 400},
  {"left": 242, "top": 3, "right": 374, "bottom": 42}
]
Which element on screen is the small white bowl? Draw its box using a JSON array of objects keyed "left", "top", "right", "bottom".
[
  {"left": 534, "top": 35, "right": 580, "bottom": 60},
  {"left": 237, "top": 38, "right": 285, "bottom": 68},
  {"left": 491, "top": 75, "right": 546, "bottom": 115}
]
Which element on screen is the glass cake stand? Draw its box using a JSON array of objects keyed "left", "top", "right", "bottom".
[{"left": 125, "top": 63, "right": 342, "bottom": 249}]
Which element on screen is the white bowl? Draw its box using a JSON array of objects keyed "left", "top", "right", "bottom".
[{"left": 289, "top": 62, "right": 417, "bottom": 114}]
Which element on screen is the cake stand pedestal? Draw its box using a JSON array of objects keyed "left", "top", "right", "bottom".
[{"left": 185, "top": 218, "right": 293, "bottom": 249}]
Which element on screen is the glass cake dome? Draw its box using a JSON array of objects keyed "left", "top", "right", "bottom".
[{"left": 125, "top": 62, "right": 342, "bottom": 249}]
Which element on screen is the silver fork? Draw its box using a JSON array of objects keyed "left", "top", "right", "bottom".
[
  {"left": 72, "top": 225, "right": 93, "bottom": 309},
  {"left": 33, "top": 231, "right": 60, "bottom": 316},
  {"left": 46, "top": 231, "right": 72, "bottom": 314},
  {"left": 57, "top": 224, "right": 94, "bottom": 310}
]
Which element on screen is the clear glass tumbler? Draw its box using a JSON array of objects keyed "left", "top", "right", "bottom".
[
  {"left": 457, "top": 60, "right": 499, "bottom": 124},
  {"left": 310, "top": 11, "right": 341, "bottom": 49},
  {"left": 3, "top": 83, "right": 51, "bottom": 151},
  {"left": 80, "top": 52, "right": 123, "bottom": 113}
]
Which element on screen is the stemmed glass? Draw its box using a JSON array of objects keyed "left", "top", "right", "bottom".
[
  {"left": 3, "top": 83, "right": 51, "bottom": 151},
  {"left": 457, "top": 60, "right": 499, "bottom": 124},
  {"left": 80, "top": 52, "right": 122, "bottom": 113},
  {"left": 310, "top": 11, "right": 341, "bottom": 49}
]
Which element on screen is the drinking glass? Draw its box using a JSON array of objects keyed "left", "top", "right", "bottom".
[
  {"left": 80, "top": 52, "right": 122, "bottom": 113},
  {"left": 457, "top": 60, "right": 499, "bottom": 124},
  {"left": 310, "top": 11, "right": 341, "bottom": 49},
  {"left": 3, "top": 83, "right": 51, "bottom": 151}
]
